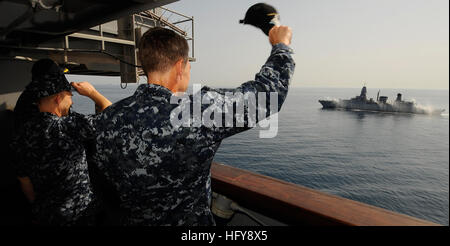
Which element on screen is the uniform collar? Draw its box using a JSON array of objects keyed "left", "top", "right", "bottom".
[
  {"left": 134, "top": 83, "right": 173, "bottom": 99},
  {"left": 39, "top": 111, "right": 60, "bottom": 120},
  {"left": 38, "top": 108, "right": 75, "bottom": 120}
]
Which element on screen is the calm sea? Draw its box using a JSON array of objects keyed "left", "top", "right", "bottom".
[{"left": 71, "top": 82, "right": 449, "bottom": 225}]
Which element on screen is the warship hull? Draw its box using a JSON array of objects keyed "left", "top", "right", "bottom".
[
  {"left": 320, "top": 99, "right": 444, "bottom": 115},
  {"left": 319, "top": 87, "right": 445, "bottom": 115}
]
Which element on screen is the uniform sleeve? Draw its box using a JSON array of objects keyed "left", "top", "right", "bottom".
[
  {"left": 13, "top": 89, "right": 40, "bottom": 131},
  {"left": 197, "top": 43, "right": 295, "bottom": 140},
  {"left": 64, "top": 111, "right": 99, "bottom": 141},
  {"left": 10, "top": 133, "right": 31, "bottom": 177}
]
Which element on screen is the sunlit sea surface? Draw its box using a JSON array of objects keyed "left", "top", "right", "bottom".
[{"left": 71, "top": 81, "right": 449, "bottom": 225}]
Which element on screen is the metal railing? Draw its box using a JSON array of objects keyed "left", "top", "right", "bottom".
[
  {"left": 135, "top": 7, "right": 195, "bottom": 61},
  {"left": 211, "top": 162, "right": 440, "bottom": 226}
]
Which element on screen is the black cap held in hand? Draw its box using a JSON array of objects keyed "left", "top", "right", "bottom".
[{"left": 239, "top": 3, "right": 279, "bottom": 35}]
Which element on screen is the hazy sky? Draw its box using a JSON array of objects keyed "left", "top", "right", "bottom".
[{"left": 163, "top": 0, "right": 449, "bottom": 90}]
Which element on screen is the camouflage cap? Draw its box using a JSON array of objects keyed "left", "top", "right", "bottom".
[{"left": 25, "top": 59, "right": 75, "bottom": 101}]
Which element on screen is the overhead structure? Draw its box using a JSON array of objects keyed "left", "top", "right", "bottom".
[{"left": 0, "top": 0, "right": 196, "bottom": 109}]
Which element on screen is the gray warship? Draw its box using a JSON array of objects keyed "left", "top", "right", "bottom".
[{"left": 319, "top": 86, "right": 444, "bottom": 115}]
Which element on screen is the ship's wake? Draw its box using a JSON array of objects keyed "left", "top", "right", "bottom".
[{"left": 413, "top": 102, "right": 445, "bottom": 115}]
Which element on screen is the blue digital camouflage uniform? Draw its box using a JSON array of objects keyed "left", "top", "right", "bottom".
[
  {"left": 93, "top": 43, "right": 295, "bottom": 225},
  {"left": 11, "top": 62, "right": 98, "bottom": 225},
  {"left": 11, "top": 110, "right": 99, "bottom": 225}
]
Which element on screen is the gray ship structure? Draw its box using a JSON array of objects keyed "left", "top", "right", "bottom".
[{"left": 319, "top": 86, "right": 444, "bottom": 115}]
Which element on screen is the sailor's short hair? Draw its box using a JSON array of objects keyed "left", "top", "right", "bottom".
[{"left": 138, "top": 27, "right": 189, "bottom": 75}]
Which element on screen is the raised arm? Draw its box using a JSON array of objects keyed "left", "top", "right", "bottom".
[
  {"left": 71, "top": 82, "right": 112, "bottom": 112},
  {"left": 197, "top": 26, "right": 295, "bottom": 140}
]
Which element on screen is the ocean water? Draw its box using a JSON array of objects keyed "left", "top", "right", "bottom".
[{"left": 71, "top": 82, "right": 449, "bottom": 225}]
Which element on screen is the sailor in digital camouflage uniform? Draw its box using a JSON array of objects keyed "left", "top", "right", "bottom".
[
  {"left": 14, "top": 59, "right": 63, "bottom": 132},
  {"left": 11, "top": 59, "right": 112, "bottom": 225},
  {"left": 93, "top": 26, "right": 295, "bottom": 225},
  {"left": 13, "top": 59, "right": 98, "bottom": 131}
]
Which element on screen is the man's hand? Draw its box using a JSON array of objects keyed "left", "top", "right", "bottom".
[
  {"left": 269, "top": 25, "right": 292, "bottom": 46},
  {"left": 71, "top": 82, "right": 97, "bottom": 98},
  {"left": 71, "top": 81, "right": 112, "bottom": 112}
]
